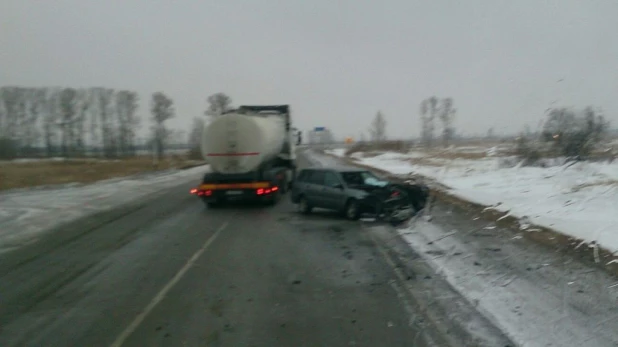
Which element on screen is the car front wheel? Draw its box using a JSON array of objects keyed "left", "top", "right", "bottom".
[{"left": 345, "top": 199, "right": 361, "bottom": 220}]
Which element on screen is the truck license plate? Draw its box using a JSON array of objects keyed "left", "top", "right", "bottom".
[{"left": 226, "top": 190, "right": 243, "bottom": 196}]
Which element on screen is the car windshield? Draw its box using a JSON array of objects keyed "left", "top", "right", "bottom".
[{"left": 341, "top": 171, "right": 388, "bottom": 187}]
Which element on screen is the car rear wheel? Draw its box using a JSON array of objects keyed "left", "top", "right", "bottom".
[
  {"left": 298, "top": 196, "right": 312, "bottom": 214},
  {"left": 345, "top": 199, "right": 361, "bottom": 220}
]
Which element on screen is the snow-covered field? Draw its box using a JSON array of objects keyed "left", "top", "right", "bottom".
[
  {"left": 327, "top": 148, "right": 618, "bottom": 256},
  {"left": 0, "top": 165, "right": 208, "bottom": 254}
]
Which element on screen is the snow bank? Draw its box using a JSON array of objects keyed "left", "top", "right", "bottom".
[
  {"left": 0, "top": 165, "right": 209, "bottom": 253},
  {"left": 328, "top": 148, "right": 347, "bottom": 157},
  {"left": 327, "top": 149, "right": 618, "bottom": 254},
  {"left": 399, "top": 220, "right": 618, "bottom": 347}
]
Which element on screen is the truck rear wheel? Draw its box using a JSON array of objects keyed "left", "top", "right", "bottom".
[
  {"left": 279, "top": 181, "right": 287, "bottom": 194},
  {"left": 264, "top": 189, "right": 281, "bottom": 206},
  {"left": 203, "top": 198, "right": 221, "bottom": 209}
]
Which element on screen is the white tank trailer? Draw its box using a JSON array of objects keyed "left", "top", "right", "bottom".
[{"left": 192, "top": 105, "right": 301, "bottom": 207}]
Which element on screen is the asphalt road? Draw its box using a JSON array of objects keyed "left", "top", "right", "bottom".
[{"left": 0, "top": 151, "right": 512, "bottom": 347}]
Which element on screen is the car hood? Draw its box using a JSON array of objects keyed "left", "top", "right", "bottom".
[{"left": 346, "top": 184, "right": 389, "bottom": 198}]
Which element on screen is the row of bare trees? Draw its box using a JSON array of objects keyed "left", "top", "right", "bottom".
[
  {"left": 0, "top": 86, "right": 188, "bottom": 160},
  {"left": 0, "top": 87, "right": 141, "bottom": 159},
  {"left": 363, "top": 96, "right": 457, "bottom": 148},
  {"left": 420, "top": 96, "right": 456, "bottom": 147}
]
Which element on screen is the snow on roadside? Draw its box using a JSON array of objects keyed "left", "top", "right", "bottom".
[
  {"left": 0, "top": 165, "right": 209, "bottom": 253},
  {"left": 327, "top": 149, "right": 618, "bottom": 255},
  {"left": 401, "top": 220, "right": 618, "bottom": 347},
  {"left": 328, "top": 148, "right": 347, "bottom": 158}
]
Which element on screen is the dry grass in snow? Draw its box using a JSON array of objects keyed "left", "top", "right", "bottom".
[{"left": 0, "top": 155, "right": 205, "bottom": 191}]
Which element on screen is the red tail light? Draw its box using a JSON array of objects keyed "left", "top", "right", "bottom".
[
  {"left": 205, "top": 190, "right": 213, "bottom": 196},
  {"left": 271, "top": 186, "right": 279, "bottom": 192},
  {"left": 197, "top": 191, "right": 204, "bottom": 196},
  {"left": 257, "top": 188, "right": 264, "bottom": 195},
  {"left": 190, "top": 188, "right": 198, "bottom": 194},
  {"left": 391, "top": 191, "right": 400, "bottom": 197}
]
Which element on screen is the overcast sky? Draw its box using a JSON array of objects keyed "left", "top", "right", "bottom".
[{"left": 2, "top": 0, "right": 617, "bottom": 141}]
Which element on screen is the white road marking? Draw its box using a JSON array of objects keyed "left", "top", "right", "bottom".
[{"left": 109, "top": 222, "right": 229, "bottom": 347}]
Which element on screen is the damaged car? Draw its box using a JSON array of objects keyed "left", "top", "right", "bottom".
[{"left": 290, "top": 166, "right": 430, "bottom": 225}]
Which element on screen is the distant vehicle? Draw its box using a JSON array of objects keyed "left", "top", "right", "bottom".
[
  {"left": 191, "top": 105, "right": 301, "bottom": 207},
  {"left": 290, "top": 166, "right": 429, "bottom": 224}
]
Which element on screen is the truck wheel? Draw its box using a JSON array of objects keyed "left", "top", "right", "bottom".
[
  {"left": 267, "top": 191, "right": 281, "bottom": 206},
  {"left": 204, "top": 198, "right": 220, "bottom": 209},
  {"left": 344, "top": 199, "right": 361, "bottom": 221},
  {"left": 298, "top": 196, "right": 312, "bottom": 214}
]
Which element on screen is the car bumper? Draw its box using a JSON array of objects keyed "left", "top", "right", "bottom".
[{"left": 193, "top": 188, "right": 279, "bottom": 202}]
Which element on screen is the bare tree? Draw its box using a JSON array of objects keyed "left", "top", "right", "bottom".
[
  {"left": 0, "top": 87, "right": 20, "bottom": 158},
  {"left": 0, "top": 90, "right": 6, "bottom": 139},
  {"left": 151, "top": 92, "right": 175, "bottom": 160},
  {"left": 205, "top": 92, "right": 232, "bottom": 117},
  {"left": 59, "top": 88, "right": 79, "bottom": 157},
  {"left": 188, "top": 117, "right": 205, "bottom": 159},
  {"left": 96, "top": 88, "right": 116, "bottom": 158},
  {"left": 419, "top": 96, "right": 438, "bottom": 147},
  {"left": 369, "top": 111, "right": 387, "bottom": 143},
  {"left": 487, "top": 127, "right": 495, "bottom": 139},
  {"left": 0, "top": 87, "right": 21, "bottom": 144},
  {"left": 43, "top": 88, "right": 61, "bottom": 157},
  {"left": 438, "top": 97, "right": 456, "bottom": 147},
  {"left": 88, "top": 88, "right": 101, "bottom": 154},
  {"left": 23, "top": 88, "right": 45, "bottom": 155},
  {"left": 73, "top": 89, "right": 92, "bottom": 157},
  {"left": 116, "top": 90, "right": 140, "bottom": 157},
  {"left": 124, "top": 91, "right": 140, "bottom": 157}
]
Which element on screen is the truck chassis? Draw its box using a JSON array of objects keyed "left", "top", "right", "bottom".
[{"left": 192, "top": 165, "right": 293, "bottom": 207}]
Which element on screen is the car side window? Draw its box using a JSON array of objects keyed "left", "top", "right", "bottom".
[
  {"left": 308, "top": 171, "right": 325, "bottom": 185},
  {"left": 297, "top": 170, "right": 309, "bottom": 182},
  {"left": 323, "top": 172, "right": 341, "bottom": 188}
]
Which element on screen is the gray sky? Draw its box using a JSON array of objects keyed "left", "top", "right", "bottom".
[{"left": 2, "top": 0, "right": 617, "bottom": 141}]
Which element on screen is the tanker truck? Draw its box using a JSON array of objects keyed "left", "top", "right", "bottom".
[{"left": 191, "top": 105, "right": 301, "bottom": 207}]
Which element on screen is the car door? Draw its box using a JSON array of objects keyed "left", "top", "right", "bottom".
[
  {"left": 291, "top": 169, "right": 310, "bottom": 203},
  {"left": 305, "top": 170, "right": 326, "bottom": 208},
  {"left": 322, "top": 171, "right": 346, "bottom": 210}
]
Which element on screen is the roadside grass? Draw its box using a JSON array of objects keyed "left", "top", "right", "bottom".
[{"left": 0, "top": 155, "right": 206, "bottom": 191}]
